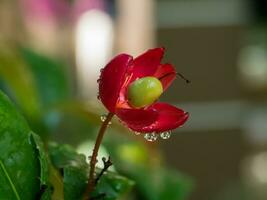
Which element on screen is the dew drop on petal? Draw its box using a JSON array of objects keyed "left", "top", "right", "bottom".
[
  {"left": 134, "top": 131, "right": 141, "bottom": 135},
  {"left": 100, "top": 114, "right": 107, "bottom": 122},
  {"left": 160, "top": 131, "right": 171, "bottom": 139},
  {"left": 144, "top": 132, "right": 158, "bottom": 142}
]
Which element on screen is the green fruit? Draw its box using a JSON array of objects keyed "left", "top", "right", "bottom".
[{"left": 127, "top": 77, "right": 163, "bottom": 108}]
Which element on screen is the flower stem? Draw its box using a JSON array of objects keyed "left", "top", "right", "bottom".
[{"left": 83, "top": 112, "right": 114, "bottom": 200}]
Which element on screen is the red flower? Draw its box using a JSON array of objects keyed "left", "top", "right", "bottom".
[{"left": 98, "top": 48, "right": 189, "bottom": 133}]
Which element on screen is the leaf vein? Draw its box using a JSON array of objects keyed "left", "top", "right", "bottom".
[{"left": 0, "top": 160, "right": 21, "bottom": 200}]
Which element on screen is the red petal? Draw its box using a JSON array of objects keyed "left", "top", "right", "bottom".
[
  {"left": 128, "top": 48, "right": 165, "bottom": 80},
  {"left": 116, "top": 108, "right": 158, "bottom": 129},
  {"left": 128, "top": 103, "right": 189, "bottom": 133},
  {"left": 99, "top": 54, "right": 133, "bottom": 113},
  {"left": 154, "top": 63, "right": 176, "bottom": 91}
]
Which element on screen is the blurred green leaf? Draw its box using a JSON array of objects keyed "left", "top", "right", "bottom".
[
  {"left": 21, "top": 48, "right": 71, "bottom": 108},
  {"left": 49, "top": 165, "right": 64, "bottom": 200},
  {"left": 45, "top": 102, "right": 100, "bottom": 145},
  {"left": 0, "top": 91, "right": 41, "bottom": 199},
  {"left": 0, "top": 46, "right": 50, "bottom": 138},
  {"left": 49, "top": 142, "right": 88, "bottom": 200},
  {"left": 38, "top": 165, "right": 64, "bottom": 200},
  {"left": 91, "top": 170, "right": 135, "bottom": 200},
  {"left": 129, "top": 166, "right": 192, "bottom": 200},
  {"left": 49, "top": 142, "right": 134, "bottom": 200},
  {"left": 159, "top": 168, "right": 192, "bottom": 200},
  {"left": 112, "top": 141, "right": 150, "bottom": 168},
  {"left": 103, "top": 130, "right": 193, "bottom": 200},
  {"left": 0, "top": 47, "right": 41, "bottom": 119}
]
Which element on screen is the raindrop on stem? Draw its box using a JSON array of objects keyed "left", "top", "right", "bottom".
[{"left": 100, "top": 114, "right": 107, "bottom": 122}]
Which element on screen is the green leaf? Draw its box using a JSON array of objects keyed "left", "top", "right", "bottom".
[
  {"left": 0, "top": 91, "right": 41, "bottom": 199},
  {"left": 64, "top": 165, "right": 88, "bottom": 200},
  {"left": 91, "top": 170, "right": 134, "bottom": 200},
  {"left": 25, "top": 125, "right": 64, "bottom": 200},
  {"left": 49, "top": 142, "right": 134, "bottom": 200},
  {"left": 30, "top": 130, "right": 64, "bottom": 200},
  {"left": 40, "top": 186, "right": 53, "bottom": 200},
  {"left": 31, "top": 133, "right": 49, "bottom": 186},
  {"left": 0, "top": 160, "right": 20, "bottom": 200},
  {"left": 48, "top": 142, "right": 88, "bottom": 200},
  {"left": 21, "top": 48, "right": 71, "bottom": 108}
]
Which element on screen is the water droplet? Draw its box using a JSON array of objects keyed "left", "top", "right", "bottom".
[
  {"left": 118, "top": 120, "right": 126, "bottom": 127},
  {"left": 134, "top": 131, "right": 141, "bottom": 135},
  {"left": 160, "top": 131, "right": 171, "bottom": 139},
  {"left": 108, "top": 121, "right": 112, "bottom": 125},
  {"left": 144, "top": 132, "right": 158, "bottom": 142},
  {"left": 100, "top": 114, "right": 107, "bottom": 122}
]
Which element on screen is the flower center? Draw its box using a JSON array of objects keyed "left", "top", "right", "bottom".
[{"left": 127, "top": 76, "right": 163, "bottom": 108}]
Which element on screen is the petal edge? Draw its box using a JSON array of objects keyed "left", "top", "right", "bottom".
[
  {"left": 99, "top": 54, "right": 133, "bottom": 113},
  {"left": 154, "top": 63, "right": 176, "bottom": 91},
  {"left": 128, "top": 103, "right": 189, "bottom": 133}
]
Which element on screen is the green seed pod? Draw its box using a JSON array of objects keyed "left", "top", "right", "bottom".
[{"left": 127, "top": 76, "right": 163, "bottom": 108}]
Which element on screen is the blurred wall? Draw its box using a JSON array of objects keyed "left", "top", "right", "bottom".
[{"left": 156, "top": 0, "right": 251, "bottom": 199}]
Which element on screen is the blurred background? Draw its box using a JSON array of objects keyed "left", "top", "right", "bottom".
[{"left": 1, "top": 0, "right": 267, "bottom": 200}]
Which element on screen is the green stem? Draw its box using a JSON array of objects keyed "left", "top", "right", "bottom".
[{"left": 83, "top": 112, "right": 114, "bottom": 200}]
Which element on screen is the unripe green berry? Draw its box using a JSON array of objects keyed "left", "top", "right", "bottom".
[{"left": 127, "top": 76, "right": 163, "bottom": 108}]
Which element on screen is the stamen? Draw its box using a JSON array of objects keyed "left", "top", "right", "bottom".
[
  {"left": 176, "top": 72, "right": 191, "bottom": 83},
  {"left": 159, "top": 72, "right": 190, "bottom": 83}
]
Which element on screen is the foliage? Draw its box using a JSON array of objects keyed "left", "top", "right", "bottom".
[
  {"left": 49, "top": 142, "right": 134, "bottom": 200},
  {"left": 0, "top": 91, "right": 41, "bottom": 199}
]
